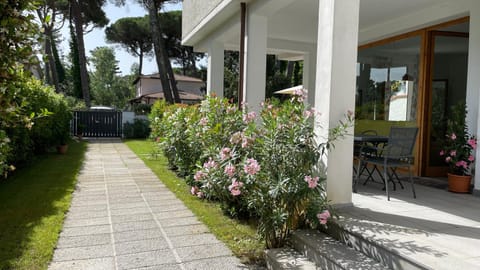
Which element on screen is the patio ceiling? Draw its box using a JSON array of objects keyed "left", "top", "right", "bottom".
[{"left": 191, "top": 0, "right": 456, "bottom": 53}]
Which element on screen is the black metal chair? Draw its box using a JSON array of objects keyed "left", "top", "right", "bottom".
[
  {"left": 354, "top": 126, "right": 418, "bottom": 201},
  {"left": 353, "top": 130, "right": 382, "bottom": 178}
]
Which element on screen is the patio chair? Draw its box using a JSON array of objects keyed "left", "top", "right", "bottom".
[
  {"left": 354, "top": 126, "right": 418, "bottom": 201},
  {"left": 353, "top": 130, "right": 382, "bottom": 178}
]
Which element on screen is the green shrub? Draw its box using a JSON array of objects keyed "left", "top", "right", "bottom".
[
  {"left": 5, "top": 74, "right": 71, "bottom": 168},
  {"left": 123, "top": 118, "right": 151, "bottom": 138}
]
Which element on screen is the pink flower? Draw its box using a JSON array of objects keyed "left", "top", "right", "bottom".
[
  {"left": 468, "top": 155, "right": 475, "bottom": 162},
  {"left": 243, "top": 111, "right": 257, "bottom": 124},
  {"left": 191, "top": 186, "right": 199, "bottom": 195},
  {"left": 220, "top": 147, "right": 231, "bottom": 160},
  {"left": 439, "top": 150, "right": 445, "bottom": 156},
  {"left": 304, "top": 175, "right": 319, "bottom": 189},
  {"left": 347, "top": 110, "right": 354, "bottom": 117},
  {"left": 304, "top": 110, "right": 313, "bottom": 118},
  {"left": 194, "top": 170, "right": 206, "bottom": 181},
  {"left": 450, "top": 150, "right": 457, "bottom": 157},
  {"left": 445, "top": 156, "right": 452, "bottom": 163},
  {"left": 224, "top": 164, "right": 236, "bottom": 177},
  {"left": 451, "top": 133, "right": 457, "bottom": 140},
  {"left": 317, "top": 210, "right": 331, "bottom": 225},
  {"left": 228, "top": 179, "right": 244, "bottom": 196},
  {"left": 199, "top": 117, "right": 208, "bottom": 126},
  {"left": 241, "top": 135, "right": 255, "bottom": 149},
  {"left": 197, "top": 191, "right": 204, "bottom": 198},
  {"left": 244, "top": 158, "right": 260, "bottom": 175},
  {"left": 203, "top": 158, "right": 217, "bottom": 169},
  {"left": 267, "top": 104, "right": 273, "bottom": 110},
  {"left": 468, "top": 138, "right": 477, "bottom": 149},
  {"left": 226, "top": 106, "right": 237, "bottom": 114},
  {"left": 456, "top": 160, "right": 468, "bottom": 169}
]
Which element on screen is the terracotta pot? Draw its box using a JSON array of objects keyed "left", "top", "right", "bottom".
[
  {"left": 447, "top": 173, "right": 471, "bottom": 193},
  {"left": 56, "top": 144, "right": 68, "bottom": 155}
]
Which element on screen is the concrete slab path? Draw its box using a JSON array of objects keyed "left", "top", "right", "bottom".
[{"left": 49, "top": 139, "right": 247, "bottom": 270}]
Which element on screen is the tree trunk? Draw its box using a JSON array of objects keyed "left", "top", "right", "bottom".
[
  {"left": 45, "top": 27, "right": 61, "bottom": 92},
  {"left": 138, "top": 49, "right": 144, "bottom": 76},
  {"left": 164, "top": 47, "right": 181, "bottom": 103},
  {"left": 71, "top": 0, "right": 91, "bottom": 107},
  {"left": 145, "top": 0, "right": 174, "bottom": 104}
]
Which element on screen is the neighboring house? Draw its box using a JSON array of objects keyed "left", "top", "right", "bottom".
[
  {"left": 131, "top": 73, "right": 205, "bottom": 104},
  {"left": 182, "top": 0, "right": 480, "bottom": 204}
]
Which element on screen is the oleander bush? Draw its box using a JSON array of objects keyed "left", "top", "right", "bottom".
[{"left": 150, "top": 92, "right": 353, "bottom": 248}]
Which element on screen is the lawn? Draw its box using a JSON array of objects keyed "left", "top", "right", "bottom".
[
  {"left": 125, "top": 139, "right": 265, "bottom": 265},
  {"left": 0, "top": 141, "right": 87, "bottom": 270}
]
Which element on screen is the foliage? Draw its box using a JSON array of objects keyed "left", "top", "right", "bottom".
[
  {"left": 5, "top": 73, "right": 71, "bottom": 168},
  {"left": 0, "top": 141, "right": 86, "bottom": 270},
  {"left": 0, "top": 0, "right": 49, "bottom": 178},
  {"left": 89, "top": 46, "right": 135, "bottom": 109},
  {"left": 440, "top": 102, "right": 477, "bottom": 176},
  {"left": 123, "top": 118, "right": 150, "bottom": 138},
  {"left": 152, "top": 93, "right": 353, "bottom": 248},
  {"left": 105, "top": 15, "right": 153, "bottom": 75},
  {"left": 131, "top": 103, "right": 152, "bottom": 115},
  {"left": 125, "top": 140, "right": 265, "bottom": 265}
]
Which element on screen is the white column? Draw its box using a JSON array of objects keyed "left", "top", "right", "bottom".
[
  {"left": 469, "top": 3, "right": 480, "bottom": 194},
  {"left": 314, "top": 0, "right": 360, "bottom": 205},
  {"left": 207, "top": 41, "right": 224, "bottom": 98},
  {"left": 243, "top": 13, "right": 267, "bottom": 112},
  {"left": 303, "top": 51, "right": 317, "bottom": 106}
]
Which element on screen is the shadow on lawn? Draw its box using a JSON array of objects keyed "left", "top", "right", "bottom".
[{"left": 0, "top": 141, "right": 86, "bottom": 270}]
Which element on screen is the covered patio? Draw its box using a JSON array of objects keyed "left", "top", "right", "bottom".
[
  {"left": 337, "top": 178, "right": 480, "bottom": 269},
  {"left": 183, "top": 0, "right": 480, "bottom": 205}
]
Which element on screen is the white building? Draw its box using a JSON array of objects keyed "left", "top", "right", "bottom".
[{"left": 182, "top": 0, "right": 480, "bottom": 205}]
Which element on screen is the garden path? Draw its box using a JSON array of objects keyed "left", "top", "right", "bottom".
[{"left": 49, "top": 138, "right": 246, "bottom": 270}]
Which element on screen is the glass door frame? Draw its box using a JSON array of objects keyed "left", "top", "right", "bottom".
[
  {"left": 357, "top": 16, "right": 470, "bottom": 176},
  {"left": 422, "top": 30, "right": 469, "bottom": 176}
]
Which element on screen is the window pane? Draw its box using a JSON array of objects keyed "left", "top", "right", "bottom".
[{"left": 356, "top": 36, "right": 420, "bottom": 135}]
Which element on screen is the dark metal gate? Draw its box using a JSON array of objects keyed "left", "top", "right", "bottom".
[{"left": 72, "top": 110, "right": 122, "bottom": 137}]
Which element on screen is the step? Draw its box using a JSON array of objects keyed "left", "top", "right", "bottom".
[
  {"left": 290, "top": 230, "right": 389, "bottom": 270},
  {"left": 265, "top": 247, "right": 318, "bottom": 270},
  {"left": 324, "top": 222, "right": 429, "bottom": 270}
]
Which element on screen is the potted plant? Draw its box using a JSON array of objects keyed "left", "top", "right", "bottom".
[
  {"left": 440, "top": 102, "right": 477, "bottom": 193},
  {"left": 76, "top": 123, "right": 86, "bottom": 140}
]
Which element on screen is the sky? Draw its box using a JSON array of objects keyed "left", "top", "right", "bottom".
[{"left": 59, "top": 1, "right": 182, "bottom": 76}]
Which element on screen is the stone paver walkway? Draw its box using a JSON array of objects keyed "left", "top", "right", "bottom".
[{"left": 49, "top": 139, "right": 246, "bottom": 270}]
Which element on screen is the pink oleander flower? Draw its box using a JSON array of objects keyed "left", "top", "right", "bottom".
[
  {"left": 317, "top": 210, "right": 331, "bottom": 225},
  {"left": 446, "top": 156, "right": 452, "bottom": 163},
  {"left": 197, "top": 191, "right": 204, "bottom": 198},
  {"left": 260, "top": 101, "right": 265, "bottom": 107},
  {"left": 199, "top": 117, "right": 208, "bottom": 126},
  {"left": 230, "top": 132, "right": 243, "bottom": 145},
  {"left": 243, "top": 111, "right": 257, "bottom": 124},
  {"left": 191, "top": 186, "right": 199, "bottom": 195},
  {"left": 220, "top": 147, "right": 231, "bottom": 160},
  {"left": 228, "top": 179, "right": 244, "bottom": 196},
  {"left": 244, "top": 158, "right": 260, "bottom": 175},
  {"left": 451, "top": 133, "right": 457, "bottom": 140},
  {"left": 224, "top": 164, "right": 236, "bottom": 177},
  {"left": 439, "top": 150, "right": 445, "bottom": 156},
  {"left": 450, "top": 150, "right": 457, "bottom": 157},
  {"left": 203, "top": 158, "right": 217, "bottom": 169},
  {"left": 456, "top": 160, "right": 468, "bottom": 169},
  {"left": 304, "top": 110, "right": 313, "bottom": 118},
  {"left": 267, "top": 104, "right": 273, "bottom": 110},
  {"left": 468, "top": 155, "right": 475, "bottom": 162},
  {"left": 304, "top": 175, "right": 319, "bottom": 189},
  {"left": 194, "top": 170, "right": 207, "bottom": 182},
  {"left": 468, "top": 138, "right": 477, "bottom": 149}
]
